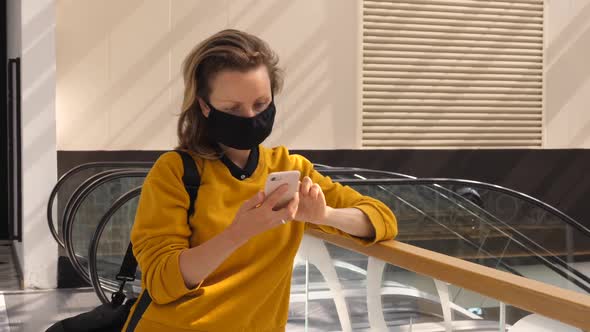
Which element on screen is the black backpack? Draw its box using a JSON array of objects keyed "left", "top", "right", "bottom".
[{"left": 46, "top": 150, "right": 200, "bottom": 332}]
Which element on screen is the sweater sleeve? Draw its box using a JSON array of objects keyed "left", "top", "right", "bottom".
[
  {"left": 130, "top": 152, "right": 203, "bottom": 304},
  {"left": 290, "top": 153, "right": 398, "bottom": 246}
]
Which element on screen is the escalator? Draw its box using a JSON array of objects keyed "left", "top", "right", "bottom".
[
  {"left": 322, "top": 168, "right": 590, "bottom": 295},
  {"left": 48, "top": 163, "right": 590, "bottom": 331}
]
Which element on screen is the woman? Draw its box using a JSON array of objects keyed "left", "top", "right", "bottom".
[{"left": 122, "top": 29, "right": 398, "bottom": 332}]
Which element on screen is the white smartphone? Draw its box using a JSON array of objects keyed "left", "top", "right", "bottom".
[{"left": 264, "top": 170, "right": 301, "bottom": 209}]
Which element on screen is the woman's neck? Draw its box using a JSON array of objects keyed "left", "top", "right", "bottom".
[{"left": 220, "top": 144, "right": 251, "bottom": 169}]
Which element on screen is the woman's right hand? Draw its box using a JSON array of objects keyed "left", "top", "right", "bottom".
[{"left": 228, "top": 184, "right": 299, "bottom": 244}]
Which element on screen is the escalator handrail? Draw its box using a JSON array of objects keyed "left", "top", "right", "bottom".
[
  {"left": 87, "top": 181, "right": 590, "bottom": 330},
  {"left": 306, "top": 227, "right": 590, "bottom": 330},
  {"left": 426, "top": 182, "right": 590, "bottom": 290},
  {"left": 362, "top": 179, "right": 590, "bottom": 292},
  {"left": 61, "top": 167, "right": 590, "bottom": 291},
  {"left": 86, "top": 181, "right": 522, "bottom": 305},
  {"left": 85, "top": 183, "right": 527, "bottom": 299},
  {"left": 317, "top": 169, "right": 412, "bottom": 179},
  {"left": 58, "top": 169, "right": 145, "bottom": 248},
  {"left": 48, "top": 162, "right": 353, "bottom": 246},
  {"left": 89, "top": 186, "right": 143, "bottom": 304},
  {"left": 322, "top": 170, "right": 590, "bottom": 288},
  {"left": 336, "top": 178, "right": 590, "bottom": 237},
  {"left": 318, "top": 167, "right": 414, "bottom": 179},
  {"left": 64, "top": 170, "right": 149, "bottom": 284},
  {"left": 81, "top": 172, "right": 590, "bottom": 327},
  {"left": 73, "top": 174, "right": 590, "bottom": 290},
  {"left": 85, "top": 185, "right": 524, "bottom": 311},
  {"left": 47, "top": 162, "right": 152, "bottom": 247},
  {"left": 320, "top": 169, "right": 590, "bottom": 240}
]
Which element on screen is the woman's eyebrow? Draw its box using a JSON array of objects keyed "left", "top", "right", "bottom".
[
  {"left": 256, "top": 95, "right": 272, "bottom": 102},
  {"left": 212, "top": 95, "right": 271, "bottom": 104},
  {"left": 211, "top": 97, "right": 239, "bottom": 103}
]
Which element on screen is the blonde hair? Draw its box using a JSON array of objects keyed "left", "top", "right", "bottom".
[{"left": 176, "top": 29, "right": 284, "bottom": 159}]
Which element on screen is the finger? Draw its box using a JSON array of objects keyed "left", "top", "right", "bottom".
[
  {"left": 309, "top": 184, "right": 321, "bottom": 200},
  {"left": 263, "top": 184, "right": 289, "bottom": 208},
  {"left": 286, "top": 192, "right": 300, "bottom": 220},
  {"left": 241, "top": 191, "right": 264, "bottom": 211},
  {"left": 300, "top": 176, "right": 312, "bottom": 196},
  {"left": 274, "top": 192, "right": 299, "bottom": 221},
  {"left": 317, "top": 185, "right": 326, "bottom": 204}
]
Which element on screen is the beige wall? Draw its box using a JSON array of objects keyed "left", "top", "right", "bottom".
[
  {"left": 57, "top": 1, "right": 590, "bottom": 151},
  {"left": 56, "top": 0, "right": 360, "bottom": 151},
  {"left": 545, "top": 0, "right": 590, "bottom": 148},
  {"left": 10, "top": 0, "right": 59, "bottom": 288}
]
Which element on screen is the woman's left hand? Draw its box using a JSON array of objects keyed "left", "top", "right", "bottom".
[{"left": 295, "top": 176, "right": 331, "bottom": 224}]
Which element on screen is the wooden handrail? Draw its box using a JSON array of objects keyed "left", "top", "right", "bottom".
[{"left": 306, "top": 228, "right": 590, "bottom": 330}]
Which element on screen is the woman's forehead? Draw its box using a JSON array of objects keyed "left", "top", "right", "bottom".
[{"left": 209, "top": 66, "right": 271, "bottom": 102}]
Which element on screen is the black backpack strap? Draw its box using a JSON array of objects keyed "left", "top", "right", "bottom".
[
  {"left": 175, "top": 150, "right": 201, "bottom": 221},
  {"left": 112, "top": 150, "right": 201, "bottom": 306},
  {"left": 112, "top": 246, "right": 137, "bottom": 306},
  {"left": 116, "top": 243, "right": 138, "bottom": 283}
]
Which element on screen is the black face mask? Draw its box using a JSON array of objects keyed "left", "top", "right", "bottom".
[{"left": 205, "top": 99, "right": 276, "bottom": 150}]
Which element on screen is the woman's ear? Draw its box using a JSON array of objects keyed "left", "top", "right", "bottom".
[{"left": 197, "top": 97, "right": 210, "bottom": 118}]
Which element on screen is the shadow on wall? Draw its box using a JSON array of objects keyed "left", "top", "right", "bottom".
[
  {"left": 59, "top": 1, "right": 224, "bottom": 150},
  {"left": 101, "top": 1, "right": 239, "bottom": 149},
  {"left": 545, "top": 1, "right": 590, "bottom": 146},
  {"left": 20, "top": 0, "right": 61, "bottom": 288},
  {"left": 58, "top": 0, "right": 357, "bottom": 150},
  {"left": 190, "top": 0, "right": 334, "bottom": 149},
  {"left": 21, "top": 3, "right": 56, "bottom": 169},
  {"left": 231, "top": 0, "right": 356, "bottom": 149},
  {"left": 56, "top": 0, "right": 145, "bottom": 79},
  {"left": 20, "top": 5, "right": 55, "bottom": 218}
]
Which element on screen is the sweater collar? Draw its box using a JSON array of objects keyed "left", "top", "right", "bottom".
[{"left": 219, "top": 146, "right": 259, "bottom": 180}]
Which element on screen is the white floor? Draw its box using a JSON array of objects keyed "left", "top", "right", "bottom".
[
  {"left": 0, "top": 294, "right": 9, "bottom": 332},
  {"left": 0, "top": 288, "right": 309, "bottom": 332},
  {"left": 0, "top": 288, "right": 100, "bottom": 332}
]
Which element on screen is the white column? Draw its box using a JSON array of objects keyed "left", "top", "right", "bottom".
[{"left": 14, "top": 0, "right": 58, "bottom": 289}]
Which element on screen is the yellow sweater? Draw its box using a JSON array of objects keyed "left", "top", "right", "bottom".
[{"left": 122, "top": 145, "right": 397, "bottom": 332}]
